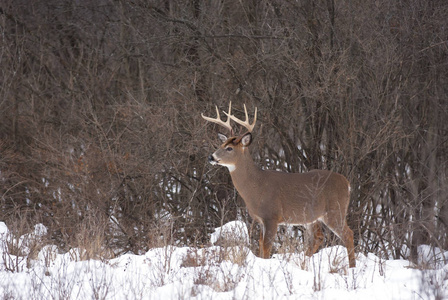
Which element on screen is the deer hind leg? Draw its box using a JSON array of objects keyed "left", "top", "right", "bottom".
[
  {"left": 259, "top": 220, "right": 278, "bottom": 259},
  {"left": 342, "top": 223, "right": 356, "bottom": 268},
  {"left": 323, "top": 217, "right": 356, "bottom": 268},
  {"left": 305, "top": 222, "right": 324, "bottom": 256}
]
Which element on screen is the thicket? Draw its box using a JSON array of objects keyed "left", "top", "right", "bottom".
[{"left": 1, "top": 0, "right": 447, "bottom": 261}]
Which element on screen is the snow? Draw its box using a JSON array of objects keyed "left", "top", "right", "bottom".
[
  {"left": 0, "top": 221, "right": 447, "bottom": 299},
  {"left": 211, "top": 221, "right": 249, "bottom": 245}
]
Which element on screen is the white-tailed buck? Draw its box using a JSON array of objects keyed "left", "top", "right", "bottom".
[{"left": 202, "top": 103, "right": 356, "bottom": 268}]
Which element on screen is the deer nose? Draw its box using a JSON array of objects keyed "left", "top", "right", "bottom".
[{"left": 208, "top": 155, "right": 215, "bottom": 162}]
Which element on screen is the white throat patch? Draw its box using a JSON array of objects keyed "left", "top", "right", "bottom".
[{"left": 220, "top": 163, "right": 236, "bottom": 172}]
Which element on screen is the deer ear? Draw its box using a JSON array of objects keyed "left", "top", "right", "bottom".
[
  {"left": 218, "top": 133, "right": 228, "bottom": 143},
  {"left": 240, "top": 132, "right": 252, "bottom": 147}
]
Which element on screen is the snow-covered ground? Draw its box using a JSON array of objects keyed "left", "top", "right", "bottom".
[{"left": 0, "top": 221, "right": 447, "bottom": 299}]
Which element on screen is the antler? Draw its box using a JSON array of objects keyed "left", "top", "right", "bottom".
[
  {"left": 224, "top": 104, "right": 257, "bottom": 133},
  {"left": 201, "top": 102, "right": 233, "bottom": 134}
]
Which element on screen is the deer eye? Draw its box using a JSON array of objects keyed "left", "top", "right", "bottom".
[{"left": 226, "top": 147, "right": 233, "bottom": 152}]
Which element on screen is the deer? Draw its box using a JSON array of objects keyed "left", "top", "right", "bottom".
[{"left": 202, "top": 102, "right": 356, "bottom": 268}]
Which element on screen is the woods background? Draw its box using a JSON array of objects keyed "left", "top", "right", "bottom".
[{"left": 1, "top": 0, "right": 447, "bottom": 261}]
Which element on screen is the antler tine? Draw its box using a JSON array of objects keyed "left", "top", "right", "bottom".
[
  {"left": 225, "top": 104, "right": 257, "bottom": 133},
  {"left": 201, "top": 102, "right": 233, "bottom": 134}
]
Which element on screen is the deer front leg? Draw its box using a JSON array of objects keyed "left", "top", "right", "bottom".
[{"left": 259, "top": 220, "right": 278, "bottom": 258}]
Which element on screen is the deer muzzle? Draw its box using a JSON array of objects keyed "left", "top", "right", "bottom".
[{"left": 208, "top": 154, "right": 217, "bottom": 164}]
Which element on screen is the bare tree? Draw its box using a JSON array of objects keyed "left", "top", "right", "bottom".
[{"left": 0, "top": 0, "right": 447, "bottom": 260}]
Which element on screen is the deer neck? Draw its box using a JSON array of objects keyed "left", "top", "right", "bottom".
[{"left": 228, "top": 148, "right": 262, "bottom": 194}]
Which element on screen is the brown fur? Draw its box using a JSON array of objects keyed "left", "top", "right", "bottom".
[{"left": 209, "top": 132, "right": 356, "bottom": 268}]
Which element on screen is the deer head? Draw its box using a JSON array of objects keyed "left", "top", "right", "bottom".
[{"left": 202, "top": 102, "right": 257, "bottom": 172}]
